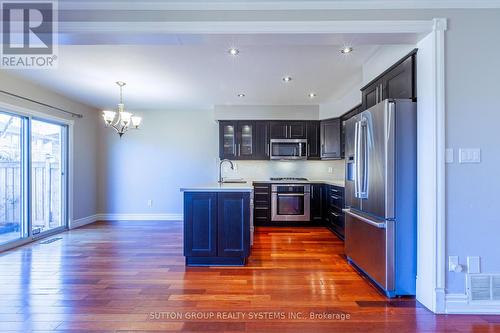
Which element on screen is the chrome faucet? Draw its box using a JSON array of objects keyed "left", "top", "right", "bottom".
[{"left": 218, "top": 159, "right": 234, "bottom": 183}]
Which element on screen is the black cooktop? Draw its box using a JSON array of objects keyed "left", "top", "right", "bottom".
[{"left": 270, "top": 177, "right": 308, "bottom": 181}]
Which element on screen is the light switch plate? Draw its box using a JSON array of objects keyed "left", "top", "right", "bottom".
[
  {"left": 449, "top": 256, "right": 459, "bottom": 272},
  {"left": 445, "top": 148, "right": 454, "bottom": 163},
  {"left": 459, "top": 148, "right": 481, "bottom": 164},
  {"left": 467, "top": 256, "right": 481, "bottom": 274}
]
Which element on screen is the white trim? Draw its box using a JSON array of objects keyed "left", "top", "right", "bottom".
[
  {"left": 96, "top": 213, "right": 183, "bottom": 221},
  {"left": 60, "top": 0, "right": 500, "bottom": 11},
  {"left": 445, "top": 294, "right": 500, "bottom": 314},
  {"left": 434, "top": 18, "right": 447, "bottom": 314},
  {"left": 70, "top": 214, "right": 99, "bottom": 229},
  {"left": 60, "top": 20, "right": 434, "bottom": 34}
]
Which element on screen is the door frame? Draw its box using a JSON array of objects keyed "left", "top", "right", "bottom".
[{"left": 0, "top": 101, "right": 74, "bottom": 251}]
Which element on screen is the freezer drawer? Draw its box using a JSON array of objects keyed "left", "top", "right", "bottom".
[{"left": 344, "top": 210, "right": 394, "bottom": 294}]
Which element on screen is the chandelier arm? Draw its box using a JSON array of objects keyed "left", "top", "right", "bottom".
[{"left": 112, "top": 112, "right": 121, "bottom": 127}]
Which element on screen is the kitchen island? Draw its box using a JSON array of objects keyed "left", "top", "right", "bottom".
[{"left": 180, "top": 183, "right": 253, "bottom": 266}]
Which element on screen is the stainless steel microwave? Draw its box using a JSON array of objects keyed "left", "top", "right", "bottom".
[{"left": 270, "top": 139, "right": 307, "bottom": 160}]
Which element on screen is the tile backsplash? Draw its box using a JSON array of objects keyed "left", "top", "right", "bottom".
[{"left": 221, "top": 159, "right": 345, "bottom": 182}]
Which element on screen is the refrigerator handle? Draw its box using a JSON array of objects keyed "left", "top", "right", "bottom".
[
  {"left": 354, "top": 121, "right": 360, "bottom": 198},
  {"left": 343, "top": 209, "right": 386, "bottom": 229},
  {"left": 360, "top": 120, "right": 369, "bottom": 198}
]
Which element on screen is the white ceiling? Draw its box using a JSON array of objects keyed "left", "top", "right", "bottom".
[{"left": 5, "top": 34, "right": 415, "bottom": 111}]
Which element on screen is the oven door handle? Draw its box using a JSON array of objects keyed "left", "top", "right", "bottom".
[{"left": 276, "top": 193, "right": 305, "bottom": 197}]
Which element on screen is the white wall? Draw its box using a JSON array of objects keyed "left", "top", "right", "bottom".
[
  {"left": 97, "top": 108, "right": 344, "bottom": 216},
  {"left": 215, "top": 105, "right": 319, "bottom": 120},
  {"left": 0, "top": 71, "right": 99, "bottom": 222}
]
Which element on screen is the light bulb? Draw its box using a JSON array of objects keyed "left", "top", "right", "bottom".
[
  {"left": 120, "top": 112, "right": 132, "bottom": 126},
  {"left": 102, "top": 110, "right": 116, "bottom": 124},
  {"left": 131, "top": 116, "right": 142, "bottom": 128}
]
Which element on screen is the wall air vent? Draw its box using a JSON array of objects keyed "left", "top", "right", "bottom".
[{"left": 467, "top": 274, "right": 500, "bottom": 302}]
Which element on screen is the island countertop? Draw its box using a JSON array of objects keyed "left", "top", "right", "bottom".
[{"left": 180, "top": 182, "right": 253, "bottom": 192}]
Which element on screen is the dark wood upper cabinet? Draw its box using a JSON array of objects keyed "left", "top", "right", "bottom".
[
  {"left": 288, "top": 122, "right": 307, "bottom": 139},
  {"left": 320, "top": 118, "right": 341, "bottom": 160},
  {"left": 384, "top": 55, "right": 415, "bottom": 100},
  {"left": 255, "top": 121, "right": 270, "bottom": 160},
  {"left": 219, "top": 120, "right": 272, "bottom": 160},
  {"left": 269, "top": 122, "right": 288, "bottom": 139},
  {"left": 361, "top": 49, "right": 417, "bottom": 111},
  {"left": 362, "top": 80, "right": 382, "bottom": 111},
  {"left": 306, "top": 121, "right": 320, "bottom": 160},
  {"left": 269, "top": 121, "right": 306, "bottom": 140},
  {"left": 219, "top": 121, "right": 238, "bottom": 160},
  {"left": 236, "top": 121, "right": 256, "bottom": 160}
]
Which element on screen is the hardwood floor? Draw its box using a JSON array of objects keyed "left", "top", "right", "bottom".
[{"left": 0, "top": 221, "right": 497, "bottom": 332}]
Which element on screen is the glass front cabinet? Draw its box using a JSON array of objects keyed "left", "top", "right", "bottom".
[{"left": 219, "top": 121, "right": 256, "bottom": 160}]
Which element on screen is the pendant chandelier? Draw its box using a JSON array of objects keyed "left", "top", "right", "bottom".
[{"left": 102, "top": 81, "right": 142, "bottom": 137}]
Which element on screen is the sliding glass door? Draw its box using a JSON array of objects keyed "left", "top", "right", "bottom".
[
  {"left": 0, "top": 112, "right": 27, "bottom": 245},
  {"left": 31, "top": 119, "right": 68, "bottom": 236},
  {"left": 0, "top": 111, "right": 68, "bottom": 249}
]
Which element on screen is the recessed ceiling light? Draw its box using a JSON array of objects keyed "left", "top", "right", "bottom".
[
  {"left": 308, "top": 92, "right": 317, "bottom": 98},
  {"left": 228, "top": 48, "right": 240, "bottom": 56},
  {"left": 282, "top": 76, "right": 293, "bottom": 82},
  {"left": 237, "top": 93, "right": 245, "bottom": 97},
  {"left": 340, "top": 47, "right": 353, "bottom": 54}
]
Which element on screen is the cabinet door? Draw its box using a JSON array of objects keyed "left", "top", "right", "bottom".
[
  {"left": 306, "top": 121, "right": 320, "bottom": 159},
  {"left": 383, "top": 56, "right": 415, "bottom": 100},
  {"left": 237, "top": 121, "right": 256, "bottom": 160},
  {"left": 219, "top": 121, "right": 237, "bottom": 159},
  {"left": 184, "top": 192, "right": 217, "bottom": 257},
  {"left": 288, "top": 121, "right": 307, "bottom": 139},
  {"left": 310, "top": 184, "right": 323, "bottom": 222},
  {"left": 217, "top": 192, "right": 250, "bottom": 257},
  {"left": 362, "top": 81, "right": 379, "bottom": 111},
  {"left": 269, "top": 122, "right": 288, "bottom": 139},
  {"left": 255, "top": 121, "right": 270, "bottom": 160},
  {"left": 320, "top": 118, "right": 341, "bottom": 159}
]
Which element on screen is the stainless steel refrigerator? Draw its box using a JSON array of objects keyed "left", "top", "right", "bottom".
[{"left": 344, "top": 99, "right": 416, "bottom": 297}]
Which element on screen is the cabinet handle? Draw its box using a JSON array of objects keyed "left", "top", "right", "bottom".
[
  {"left": 311, "top": 185, "right": 314, "bottom": 199},
  {"left": 331, "top": 211, "right": 340, "bottom": 218},
  {"left": 267, "top": 143, "right": 270, "bottom": 156},
  {"left": 238, "top": 144, "right": 241, "bottom": 156},
  {"left": 376, "top": 86, "right": 379, "bottom": 103},
  {"left": 233, "top": 144, "right": 236, "bottom": 155},
  {"left": 307, "top": 144, "right": 310, "bottom": 157}
]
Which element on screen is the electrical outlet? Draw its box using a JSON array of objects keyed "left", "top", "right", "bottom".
[
  {"left": 459, "top": 148, "right": 481, "bottom": 164},
  {"left": 467, "top": 256, "right": 481, "bottom": 274},
  {"left": 327, "top": 167, "right": 333, "bottom": 173},
  {"left": 147, "top": 200, "right": 153, "bottom": 208}
]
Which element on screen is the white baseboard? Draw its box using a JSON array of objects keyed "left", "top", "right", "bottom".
[
  {"left": 95, "top": 213, "right": 183, "bottom": 221},
  {"left": 70, "top": 213, "right": 183, "bottom": 229},
  {"left": 446, "top": 293, "right": 500, "bottom": 314},
  {"left": 70, "top": 214, "right": 99, "bottom": 229}
]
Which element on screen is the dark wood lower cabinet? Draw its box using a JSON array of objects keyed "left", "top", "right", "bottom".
[
  {"left": 253, "top": 183, "right": 271, "bottom": 226},
  {"left": 325, "top": 185, "right": 345, "bottom": 239},
  {"left": 310, "top": 184, "right": 324, "bottom": 222},
  {"left": 184, "top": 191, "right": 250, "bottom": 266}
]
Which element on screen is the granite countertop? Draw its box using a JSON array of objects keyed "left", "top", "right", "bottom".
[{"left": 180, "top": 182, "right": 254, "bottom": 192}]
